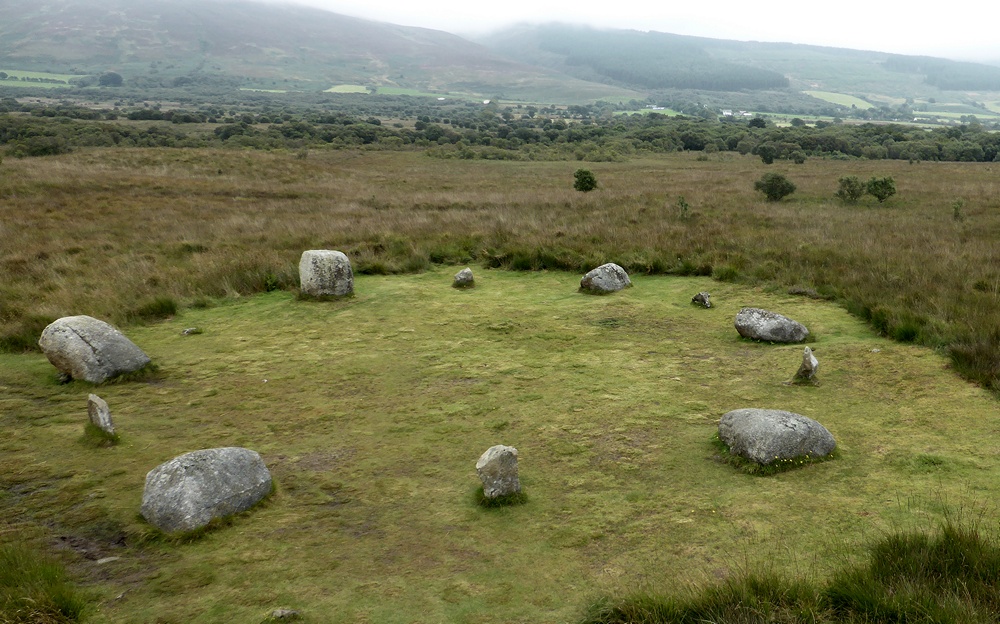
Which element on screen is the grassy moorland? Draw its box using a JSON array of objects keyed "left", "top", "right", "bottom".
[
  {"left": 2, "top": 266, "right": 1000, "bottom": 623},
  {"left": 1, "top": 149, "right": 999, "bottom": 388},
  {"left": 2, "top": 149, "right": 1000, "bottom": 622}
]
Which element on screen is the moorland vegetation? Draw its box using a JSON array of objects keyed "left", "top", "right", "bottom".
[{"left": 2, "top": 95, "right": 1000, "bottom": 164}]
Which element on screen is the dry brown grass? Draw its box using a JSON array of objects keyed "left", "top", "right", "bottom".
[{"left": 2, "top": 148, "right": 999, "bottom": 384}]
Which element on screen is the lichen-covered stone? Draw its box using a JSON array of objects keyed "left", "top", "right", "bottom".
[
  {"left": 299, "top": 250, "right": 354, "bottom": 297},
  {"left": 453, "top": 267, "right": 475, "bottom": 289},
  {"left": 39, "top": 316, "right": 151, "bottom": 383},
  {"left": 141, "top": 447, "right": 272, "bottom": 533},
  {"left": 734, "top": 307, "right": 809, "bottom": 343},
  {"left": 718, "top": 408, "right": 835, "bottom": 465},
  {"left": 87, "top": 394, "right": 115, "bottom": 436},
  {"left": 692, "top": 292, "right": 711, "bottom": 308},
  {"left": 794, "top": 346, "right": 819, "bottom": 381},
  {"left": 580, "top": 263, "right": 631, "bottom": 294},
  {"left": 476, "top": 445, "right": 520, "bottom": 498}
]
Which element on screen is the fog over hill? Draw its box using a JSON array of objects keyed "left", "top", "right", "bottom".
[{"left": 2, "top": 0, "right": 1000, "bottom": 103}]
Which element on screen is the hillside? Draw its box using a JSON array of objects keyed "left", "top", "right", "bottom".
[
  {"left": 478, "top": 24, "right": 1000, "bottom": 115},
  {"left": 0, "top": 0, "right": 638, "bottom": 100},
  {"left": 2, "top": 0, "right": 1000, "bottom": 111}
]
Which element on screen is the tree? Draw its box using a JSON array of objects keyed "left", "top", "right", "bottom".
[
  {"left": 866, "top": 176, "right": 896, "bottom": 203},
  {"left": 748, "top": 116, "right": 767, "bottom": 128},
  {"left": 99, "top": 71, "right": 123, "bottom": 87},
  {"left": 755, "top": 143, "right": 776, "bottom": 165},
  {"left": 754, "top": 172, "right": 796, "bottom": 201},
  {"left": 836, "top": 176, "right": 866, "bottom": 203},
  {"left": 574, "top": 169, "right": 598, "bottom": 192}
]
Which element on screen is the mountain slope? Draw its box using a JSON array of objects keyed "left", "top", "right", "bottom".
[
  {"left": 479, "top": 23, "right": 1000, "bottom": 98},
  {"left": 0, "top": 0, "right": 639, "bottom": 99}
]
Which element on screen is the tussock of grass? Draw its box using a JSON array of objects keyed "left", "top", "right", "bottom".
[
  {"left": 79, "top": 421, "right": 120, "bottom": 447},
  {"left": 0, "top": 543, "right": 88, "bottom": 623},
  {"left": 584, "top": 521, "right": 1000, "bottom": 624},
  {"left": 474, "top": 486, "right": 528, "bottom": 509}
]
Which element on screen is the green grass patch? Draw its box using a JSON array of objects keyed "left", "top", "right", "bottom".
[
  {"left": 584, "top": 520, "right": 1000, "bottom": 624},
  {"left": 804, "top": 91, "right": 875, "bottom": 109},
  {"left": 324, "top": 84, "right": 369, "bottom": 93},
  {"left": 0, "top": 543, "right": 89, "bottom": 623},
  {"left": 711, "top": 434, "right": 837, "bottom": 476},
  {"left": 3, "top": 269, "right": 999, "bottom": 622},
  {"left": 79, "top": 421, "right": 120, "bottom": 447}
]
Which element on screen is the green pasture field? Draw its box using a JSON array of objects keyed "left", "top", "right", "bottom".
[
  {"left": 803, "top": 91, "right": 874, "bottom": 109},
  {"left": 3, "top": 267, "right": 998, "bottom": 623},
  {"left": 324, "top": 84, "right": 369, "bottom": 93},
  {"left": 0, "top": 69, "right": 82, "bottom": 81}
]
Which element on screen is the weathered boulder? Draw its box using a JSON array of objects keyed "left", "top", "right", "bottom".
[
  {"left": 299, "top": 250, "right": 354, "bottom": 297},
  {"left": 87, "top": 394, "right": 115, "bottom": 436},
  {"left": 453, "top": 267, "right": 475, "bottom": 289},
  {"left": 734, "top": 307, "right": 809, "bottom": 343},
  {"left": 39, "top": 316, "right": 151, "bottom": 383},
  {"left": 476, "top": 445, "right": 521, "bottom": 499},
  {"left": 580, "top": 263, "right": 631, "bottom": 294},
  {"left": 141, "top": 447, "right": 272, "bottom": 533},
  {"left": 692, "top": 292, "right": 712, "bottom": 308},
  {"left": 718, "top": 408, "right": 836, "bottom": 465},
  {"left": 794, "top": 346, "right": 819, "bottom": 381}
]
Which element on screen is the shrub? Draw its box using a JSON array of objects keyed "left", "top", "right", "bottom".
[
  {"left": 836, "top": 175, "right": 866, "bottom": 203},
  {"left": 754, "top": 172, "right": 796, "bottom": 201},
  {"left": 866, "top": 176, "right": 896, "bottom": 203},
  {"left": 573, "top": 168, "right": 598, "bottom": 192}
]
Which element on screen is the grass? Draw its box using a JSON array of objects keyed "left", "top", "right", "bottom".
[
  {"left": 324, "top": 84, "right": 369, "bottom": 93},
  {"left": 803, "top": 91, "right": 874, "bottom": 109},
  {"left": 3, "top": 148, "right": 1000, "bottom": 620},
  {"left": 2, "top": 149, "right": 999, "bottom": 390},
  {"left": 3, "top": 267, "right": 1000, "bottom": 622},
  {"left": 584, "top": 519, "right": 1000, "bottom": 624},
  {"left": 0, "top": 542, "right": 89, "bottom": 623}
]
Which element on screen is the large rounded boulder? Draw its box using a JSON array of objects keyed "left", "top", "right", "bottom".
[
  {"left": 580, "top": 263, "right": 631, "bottom": 294},
  {"left": 718, "top": 408, "right": 836, "bottom": 465},
  {"left": 734, "top": 307, "right": 809, "bottom": 343},
  {"left": 299, "top": 250, "right": 354, "bottom": 297},
  {"left": 38, "top": 316, "right": 151, "bottom": 383},
  {"left": 141, "top": 447, "right": 273, "bottom": 533}
]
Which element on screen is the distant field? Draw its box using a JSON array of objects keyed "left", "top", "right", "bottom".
[
  {"left": 803, "top": 91, "right": 874, "bottom": 109},
  {"left": 616, "top": 107, "right": 683, "bottom": 116},
  {"left": 324, "top": 84, "right": 369, "bottom": 93},
  {"left": 0, "top": 69, "right": 82, "bottom": 81},
  {"left": 239, "top": 87, "right": 289, "bottom": 93}
]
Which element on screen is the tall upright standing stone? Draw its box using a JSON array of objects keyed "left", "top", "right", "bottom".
[{"left": 299, "top": 250, "right": 354, "bottom": 297}]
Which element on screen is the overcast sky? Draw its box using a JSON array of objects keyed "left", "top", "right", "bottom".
[{"left": 277, "top": 0, "right": 999, "bottom": 62}]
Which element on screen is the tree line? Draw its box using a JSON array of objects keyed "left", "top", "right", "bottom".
[{"left": 2, "top": 97, "right": 999, "bottom": 163}]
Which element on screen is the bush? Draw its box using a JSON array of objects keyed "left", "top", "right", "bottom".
[
  {"left": 753, "top": 172, "right": 796, "bottom": 201},
  {"left": 836, "top": 175, "right": 866, "bottom": 203},
  {"left": 866, "top": 176, "right": 897, "bottom": 203},
  {"left": 573, "top": 168, "right": 598, "bottom": 192}
]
